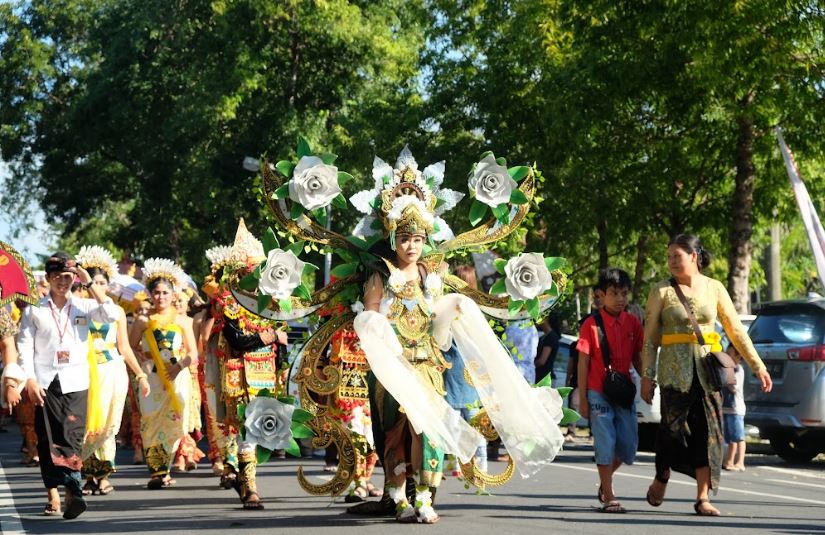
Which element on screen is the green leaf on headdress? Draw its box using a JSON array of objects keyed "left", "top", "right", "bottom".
[
  {"left": 508, "top": 299, "right": 524, "bottom": 316},
  {"left": 426, "top": 176, "right": 435, "bottom": 189},
  {"left": 527, "top": 297, "right": 540, "bottom": 320},
  {"left": 435, "top": 197, "right": 446, "bottom": 210},
  {"left": 285, "top": 438, "right": 301, "bottom": 458},
  {"left": 556, "top": 386, "right": 573, "bottom": 399},
  {"left": 294, "top": 284, "right": 312, "bottom": 301},
  {"left": 369, "top": 196, "right": 382, "bottom": 210},
  {"left": 331, "top": 262, "right": 357, "bottom": 278},
  {"left": 495, "top": 157, "right": 507, "bottom": 167},
  {"left": 494, "top": 258, "right": 507, "bottom": 275},
  {"left": 271, "top": 183, "right": 290, "bottom": 200},
  {"left": 469, "top": 200, "right": 488, "bottom": 226},
  {"left": 489, "top": 278, "right": 507, "bottom": 295},
  {"left": 331, "top": 193, "right": 347, "bottom": 209},
  {"left": 257, "top": 388, "right": 273, "bottom": 398},
  {"left": 491, "top": 203, "right": 509, "bottom": 222},
  {"left": 319, "top": 152, "right": 337, "bottom": 165},
  {"left": 508, "top": 166, "right": 530, "bottom": 182},
  {"left": 257, "top": 293, "right": 272, "bottom": 313},
  {"left": 509, "top": 189, "right": 529, "bottom": 205},
  {"left": 544, "top": 257, "right": 565, "bottom": 271},
  {"left": 256, "top": 445, "right": 272, "bottom": 464},
  {"left": 296, "top": 136, "right": 312, "bottom": 158},
  {"left": 278, "top": 298, "right": 293, "bottom": 313},
  {"left": 346, "top": 236, "right": 369, "bottom": 250},
  {"left": 312, "top": 208, "right": 327, "bottom": 227},
  {"left": 302, "top": 262, "right": 319, "bottom": 276},
  {"left": 535, "top": 373, "right": 553, "bottom": 388},
  {"left": 290, "top": 202, "right": 305, "bottom": 220},
  {"left": 275, "top": 160, "right": 295, "bottom": 178},
  {"left": 237, "top": 402, "right": 247, "bottom": 423},
  {"left": 370, "top": 218, "right": 384, "bottom": 230},
  {"left": 262, "top": 227, "right": 280, "bottom": 254},
  {"left": 292, "top": 408, "right": 314, "bottom": 424},
  {"left": 277, "top": 395, "right": 297, "bottom": 405},
  {"left": 560, "top": 408, "right": 581, "bottom": 425},
  {"left": 479, "top": 150, "right": 494, "bottom": 160},
  {"left": 239, "top": 273, "right": 259, "bottom": 292},
  {"left": 286, "top": 240, "right": 305, "bottom": 257},
  {"left": 290, "top": 422, "right": 314, "bottom": 439},
  {"left": 337, "top": 171, "right": 354, "bottom": 185}
]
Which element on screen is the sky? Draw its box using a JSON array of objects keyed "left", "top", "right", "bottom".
[{"left": 0, "top": 160, "right": 52, "bottom": 266}]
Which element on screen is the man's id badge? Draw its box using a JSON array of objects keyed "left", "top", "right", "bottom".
[
  {"left": 74, "top": 315, "right": 88, "bottom": 327},
  {"left": 55, "top": 346, "right": 72, "bottom": 366}
]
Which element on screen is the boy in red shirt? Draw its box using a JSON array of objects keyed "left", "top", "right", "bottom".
[{"left": 577, "top": 269, "right": 643, "bottom": 513}]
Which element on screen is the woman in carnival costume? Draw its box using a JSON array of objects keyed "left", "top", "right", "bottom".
[
  {"left": 172, "top": 289, "right": 206, "bottom": 472},
  {"left": 234, "top": 142, "right": 572, "bottom": 524},
  {"left": 128, "top": 258, "right": 198, "bottom": 489},
  {"left": 75, "top": 246, "right": 150, "bottom": 495}
]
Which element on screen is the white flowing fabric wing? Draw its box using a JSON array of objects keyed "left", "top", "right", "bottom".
[
  {"left": 432, "top": 294, "right": 565, "bottom": 478},
  {"left": 353, "top": 311, "right": 483, "bottom": 464}
]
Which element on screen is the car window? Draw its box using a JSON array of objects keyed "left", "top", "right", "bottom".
[{"left": 749, "top": 307, "right": 825, "bottom": 345}]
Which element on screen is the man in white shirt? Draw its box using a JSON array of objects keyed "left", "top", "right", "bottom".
[{"left": 17, "top": 252, "right": 120, "bottom": 520}]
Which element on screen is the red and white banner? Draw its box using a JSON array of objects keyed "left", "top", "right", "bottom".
[{"left": 776, "top": 128, "right": 825, "bottom": 291}]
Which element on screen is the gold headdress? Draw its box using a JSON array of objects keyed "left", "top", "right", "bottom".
[
  {"left": 204, "top": 244, "right": 234, "bottom": 272},
  {"left": 142, "top": 258, "right": 185, "bottom": 289},
  {"left": 230, "top": 218, "right": 266, "bottom": 265},
  {"left": 76, "top": 245, "right": 118, "bottom": 280}
]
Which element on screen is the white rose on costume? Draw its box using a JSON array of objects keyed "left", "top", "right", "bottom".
[
  {"left": 244, "top": 397, "right": 295, "bottom": 451},
  {"left": 258, "top": 249, "right": 306, "bottom": 300},
  {"left": 288, "top": 155, "right": 341, "bottom": 211},
  {"left": 351, "top": 300, "right": 365, "bottom": 314},
  {"left": 424, "top": 273, "right": 442, "bottom": 296},
  {"left": 469, "top": 154, "right": 517, "bottom": 207},
  {"left": 504, "top": 253, "right": 553, "bottom": 301},
  {"left": 388, "top": 270, "right": 407, "bottom": 293}
]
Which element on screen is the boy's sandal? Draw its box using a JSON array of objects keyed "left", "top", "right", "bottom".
[
  {"left": 694, "top": 499, "right": 720, "bottom": 516},
  {"left": 599, "top": 500, "right": 626, "bottom": 513},
  {"left": 646, "top": 475, "right": 669, "bottom": 507},
  {"left": 242, "top": 492, "right": 264, "bottom": 510},
  {"left": 43, "top": 502, "right": 62, "bottom": 516}
]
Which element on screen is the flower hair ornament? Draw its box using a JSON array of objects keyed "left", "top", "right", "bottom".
[
  {"left": 76, "top": 245, "right": 118, "bottom": 280},
  {"left": 142, "top": 258, "right": 185, "bottom": 290}
]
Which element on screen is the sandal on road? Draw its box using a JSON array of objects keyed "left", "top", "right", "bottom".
[
  {"left": 43, "top": 501, "right": 62, "bottom": 516},
  {"left": 646, "top": 475, "right": 669, "bottom": 507},
  {"left": 599, "top": 500, "right": 626, "bottom": 513},
  {"left": 63, "top": 493, "right": 87, "bottom": 520},
  {"left": 98, "top": 481, "right": 115, "bottom": 495},
  {"left": 694, "top": 499, "right": 721, "bottom": 516},
  {"left": 242, "top": 492, "right": 264, "bottom": 510}
]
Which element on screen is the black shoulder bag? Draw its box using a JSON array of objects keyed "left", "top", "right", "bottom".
[
  {"left": 669, "top": 278, "right": 737, "bottom": 393},
  {"left": 593, "top": 312, "right": 637, "bottom": 408}
]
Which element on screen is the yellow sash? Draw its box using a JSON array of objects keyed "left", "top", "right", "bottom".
[
  {"left": 145, "top": 318, "right": 183, "bottom": 415},
  {"left": 85, "top": 335, "right": 104, "bottom": 435},
  {"left": 661, "top": 331, "right": 723, "bottom": 352}
]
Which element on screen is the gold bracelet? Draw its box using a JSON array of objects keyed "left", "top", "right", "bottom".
[{"left": 135, "top": 372, "right": 148, "bottom": 380}]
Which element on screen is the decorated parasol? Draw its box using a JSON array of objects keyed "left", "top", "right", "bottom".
[
  {"left": 108, "top": 273, "right": 146, "bottom": 302},
  {"left": 0, "top": 241, "right": 39, "bottom": 307}
]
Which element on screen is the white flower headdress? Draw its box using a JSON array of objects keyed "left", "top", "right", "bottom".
[
  {"left": 142, "top": 258, "right": 185, "bottom": 289},
  {"left": 205, "top": 245, "right": 234, "bottom": 272},
  {"left": 76, "top": 245, "right": 117, "bottom": 280}
]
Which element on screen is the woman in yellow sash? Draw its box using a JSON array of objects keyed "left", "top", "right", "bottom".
[
  {"left": 129, "top": 258, "right": 198, "bottom": 489},
  {"left": 76, "top": 246, "right": 150, "bottom": 495}
]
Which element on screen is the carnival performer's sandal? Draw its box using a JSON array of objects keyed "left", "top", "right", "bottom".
[
  {"left": 147, "top": 477, "right": 164, "bottom": 490},
  {"left": 646, "top": 474, "right": 669, "bottom": 507},
  {"left": 413, "top": 486, "right": 439, "bottom": 524},
  {"left": 63, "top": 493, "right": 87, "bottom": 520},
  {"left": 366, "top": 483, "right": 383, "bottom": 497},
  {"left": 220, "top": 472, "right": 238, "bottom": 490},
  {"left": 97, "top": 480, "right": 115, "bottom": 495},
  {"left": 43, "top": 499, "right": 62, "bottom": 516},
  {"left": 694, "top": 499, "right": 721, "bottom": 516},
  {"left": 599, "top": 500, "right": 626, "bottom": 514},
  {"left": 82, "top": 478, "right": 99, "bottom": 496},
  {"left": 242, "top": 492, "right": 265, "bottom": 510}
]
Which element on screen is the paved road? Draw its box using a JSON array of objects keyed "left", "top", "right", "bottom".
[{"left": 1, "top": 426, "right": 823, "bottom": 535}]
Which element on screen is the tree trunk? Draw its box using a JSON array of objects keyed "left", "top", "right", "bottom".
[
  {"left": 727, "top": 94, "right": 756, "bottom": 314},
  {"left": 597, "top": 219, "right": 608, "bottom": 271},
  {"left": 633, "top": 233, "right": 648, "bottom": 295}
]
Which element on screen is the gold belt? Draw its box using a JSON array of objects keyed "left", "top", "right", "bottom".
[{"left": 660, "top": 331, "right": 722, "bottom": 352}]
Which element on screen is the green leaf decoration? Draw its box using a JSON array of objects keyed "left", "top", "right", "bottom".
[
  {"left": 489, "top": 278, "right": 507, "bottom": 295},
  {"left": 495, "top": 156, "right": 507, "bottom": 167},
  {"left": 275, "top": 160, "right": 295, "bottom": 178},
  {"left": 271, "top": 183, "right": 290, "bottom": 201},
  {"left": 527, "top": 297, "right": 540, "bottom": 320},
  {"left": 257, "top": 388, "right": 273, "bottom": 398},
  {"left": 334, "top": 249, "right": 356, "bottom": 263},
  {"left": 510, "top": 189, "right": 529, "bottom": 205},
  {"left": 548, "top": 280, "right": 560, "bottom": 298},
  {"left": 237, "top": 402, "right": 247, "bottom": 423},
  {"left": 469, "top": 199, "right": 489, "bottom": 226},
  {"left": 262, "top": 227, "right": 280, "bottom": 254},
  {"left": 278, "top": 298, "right": 293, "bottom": 313},
  {"left": 479, "top": 150, "right": 494, "bottom": 160},
  {"left": 277, "top": 395, "right": 297, "bottom": 405},
  {"left": 292, "top": 408, "right": 314, "bottom": 424},
  {"left": 290, "top": 422, "right": 315, "bottom": 439},
  {"left": 256, "top": 445, "right": 272, "bottom": 464},
  {"left": 426, "top": 176, "right": 435, "bottom": 189},
  {"left": 319, "top": 152, "right": 337, "bottom": 165},
  {"left": 369, "top": 196, "right": 382, "bottom": 210},
  {"left": 337, "top": 171, "right": 354, "bottom": 185},
  {"left": 257, "top": 293, "right": 272, "bottom": 313},
  {"left": 290, "top": 202, "right": 304, "bottom": 219},
  {"left": 346, "top": 235, "right": 368, "bottom": 250},
  {"left": 544, "top": 257, "right": 565, "bottom": 271},
  {"left": 294, "top": 284, "right": 312, "bottom": 301},
  {"left": 494, "top": 258, "right": 507, "bottom": 275},
  {"left": 508, "top": 166, "right": 530, "bottom": 182},
  {"left": 286, "top": 240, "right": 305, "bottom": 257},
  {"left": 285, "top": 438, "right": 301, "bottom": 458},
  {"left": 370, "top": 218, "right": 384, "bottom": 230},
  {"left": 508, "top": 299, "right": 524, "bottom": 316},
  {"left": 491, "top": 203, "right": 509, "bottom": 221},
  {"left": 535, "top": 373, "right": 553, "bottom": 388},
  {"left": 556, "top": 386, "right": 573, "bottom": 399},
  {"left": 560, "top": 408, "right": 582, "bottom": 425},
  {"left": 302, "top": 262, "right": 319, "bottom": 276},
  {"left": 296, "top": 136, "right": 312, "bottom": 158},
  {"left": 331, "top": 193, "right": 347, "bottom": 210},
  {"left": 331, "top": 262, "right": 357, "bottom": 278},
  {"left": 313, "top": 207, "right": 327, "bottom": 227},
  {"left": 239, "top": 273, "right": 259, "bottom": 292},
  {"left": 435, "top": 197, "right": 446, "bottom": 209}
]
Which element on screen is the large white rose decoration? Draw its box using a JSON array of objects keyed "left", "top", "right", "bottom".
[
  {"left": 288, "top": 155, "right": 342, "bottom": 211},
  {"left": 424, "top": 273, "right": 443, "bottom": 296},
  {"left": 244, "top": 397, "right": 295, "bottom": 451},
  {"left": 258, "top": 248, "right": 306, "bottom": 300},
  {"left": 504, "top": 253, "right": 554, "bottom": 301},
  {"left": 469, "top": 154, "right": 517, "bottom": 207}
]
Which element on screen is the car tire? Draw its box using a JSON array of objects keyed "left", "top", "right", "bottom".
[{"left": 769, "top": 434, "right": 819, "bottom": 463}]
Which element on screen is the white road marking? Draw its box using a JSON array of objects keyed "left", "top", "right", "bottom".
[
  {"left": 757, "top": 465, "right": 825, "bottom": 480},
  {"left": 549, "top": 463, "right": 825, "bottom": 506},
  {"left": 765, "top": 478, "right": 825, "bottom": 490},
  {"left": 0, "top": 458, "right": 26, "bottom": 535}
]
